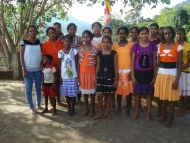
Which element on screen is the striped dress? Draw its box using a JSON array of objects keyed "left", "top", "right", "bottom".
[{"left": 79, "top": 46, "right": 97, "bottom": 95}]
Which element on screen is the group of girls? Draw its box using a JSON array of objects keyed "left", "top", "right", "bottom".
[{"left": 20, "top": 21, "right": 190, "bottom": 128}]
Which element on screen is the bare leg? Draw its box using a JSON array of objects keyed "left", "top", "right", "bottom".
[
  {"left": 42, "top": 96, "right": 48, "bottom": 113},
  {"left": 116, "top": 95, "right": 122, "bottom": 114},
  {"left": 126, "top": 95, "right": 131, "bottom": 117},
  {"left": 159, "top": 100, "right": 167, "bottom": 122},
  {"left": 93, "top": 93, "right": 103, "bottom": 120},
  {"left": 165, "top": 101, "right": 174, "bottom": 127},
  {"left": 134, "top": 94, "right": 140, "bottom": 119},
  {"left": 146, "top": 95, "right": 152, "bottom": 120},
  {"left": 90, "top": 94, "right": 95, "bottom": 117},
  {"left": 83, "top": 94, "right": 89, "bottom": 116},
  {"left": 105, "top": 93, "right": 111, "bottom": 118},
  {"left": 111, "top": 94, "right": 116, "bottom": 111}
]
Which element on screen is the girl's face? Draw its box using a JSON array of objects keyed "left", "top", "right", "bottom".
[
  {"left": 42, "top": 56, "right": 48, "bottom": 65},
  {"left": 102, "top": 38, "right": 111, "bottom": 50},
  {"left": 176, "top": 30, "right": 185, "bottom": 42},
  {"left": 54, "top": 24, "right": 61, "bottom": 33},
  {"left": 103, "top": 29, "right": 112, "bottom": 37},
  {"left": 63, "top": 37, "right": 71, "bottom": 49},
  {"left": 139, "top": 29, "right": 149, "bottom": 41},
  {"left": 163, "top": 28, "right": 173, "bottom": 42},
  {"left": 158, "top": 29, "right": 163, "bottom": 40},
  {"left": 92, "top": 23, "right": 101, "bottom": 35},
  {"left": 28, "top": 27, "right": 38, "bottom": 39},
  {"left": 48, "top": 29, "right": 57, "bottom": 41},
  {"left": 119, "top": 29, "right": 127, "bottom": 41},
  {"left": 82, "top": 33, "right": 92, "bottom": 45},
  {"left": 68, "top": 26, "right": 76, "bottom": 36},
  {"left": 130, "top": 28, "right": 139, "bottom": 41},
  {"left": 150, "top": 26, "right": 158, "bottom": 36}
]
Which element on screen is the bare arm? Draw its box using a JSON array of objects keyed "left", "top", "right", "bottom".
[
  {"left": 96, "top": 55, "right": 100, "bottom": 76},
  {"left": 20, "top": 46, "right": 25, "bottom": 69},
  {"left": 20, "top": 45, "right": 27, "bottom": 77},
  {"left": 114, "top": 53, "right": 118, "bottom": 86},
  {"left": 152, "top": 50, "right": 158, "bottom": 84},
  {"left": 182, "top": 50, "right": 190, "bottom": 70},
  {"left": 173, "top": 50, "right": 183, "bottom": 89},
  {"left": 131, "top": 52, "right": 137, "bottom": 85}
]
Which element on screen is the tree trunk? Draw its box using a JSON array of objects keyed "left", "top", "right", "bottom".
[{"left": 11, "top": 51, "right": 20, "bottom": 79}]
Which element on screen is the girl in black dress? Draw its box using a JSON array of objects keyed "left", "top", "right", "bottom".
[{"left": 93, "top": 36, "right": 118, "bottom": 119}]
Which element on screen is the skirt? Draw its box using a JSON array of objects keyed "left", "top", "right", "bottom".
[
  {"left": 179, "top": 72, "right": 190, "bottom": 96},
  {"left": 116, "top": 73, "right": 133, "bottom": 96},
  {"left": 96, "top": 76, "right": 115, "bottom": 94},
  {"left": 79, "top": 71, "right": 96, "bottom": 94},
  {"left": 134, "top": 70, "right": 154, "bottom": 95},
  {"left": 155, "top": 73, "right": 179, "bottom": 101},
  {"left": 60, "top": 78, "right": 78, "bottom": 97}
]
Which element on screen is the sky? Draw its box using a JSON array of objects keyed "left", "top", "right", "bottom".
[{"left": 68, "top": 0, "right": 186, "bottom": 23}]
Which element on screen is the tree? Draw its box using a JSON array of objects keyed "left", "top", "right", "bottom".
[
  {"left": 0, "top": 0, "right": 171, "bottom": 79},
  {"left": 172, "top": 9, "right": 190, "bottom": 29}
]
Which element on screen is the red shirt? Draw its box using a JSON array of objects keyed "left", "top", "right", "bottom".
[{"left": 42, "top": 39, "right": 64, "bottom": 71}]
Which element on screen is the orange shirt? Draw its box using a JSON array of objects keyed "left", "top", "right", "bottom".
[
  {"left": 79, "top": 47, "right": 96, "bottom": 73},
  {"left": 159, "top": 43, "right": 179, "bottom": 63},
  {"left": 112, "top": 42, "right": 133, "bottom": 70},
  {"left": 42, "top": 39, "right": 64, "bottom": 70}
]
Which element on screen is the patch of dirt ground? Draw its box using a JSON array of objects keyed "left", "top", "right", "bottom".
[{"left": 0, "top": 80, "right": 190, "bottom": 143}]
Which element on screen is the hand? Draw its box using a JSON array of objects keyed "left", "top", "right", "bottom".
[
  {"left": 22, "top": 68, "right": 27, "bottom": 78},
  {"left": 172, "top": 80, "right": 178, "bottom": 90},
  {"left": 51, "top": 83, "right": 56, "bottom": 88},
  {"left": 151, "top": 78, "right": 156, "bottom": 85},
  {"left": 128, "top": 72, "right": 132, "bottom": 81},
  {"left": 114, "top": 78, "right": 118, "bottom": 87},
  {"left": 132, "top": 77, "right": 138, "bottom": 86}
]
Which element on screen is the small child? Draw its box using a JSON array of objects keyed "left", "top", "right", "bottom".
[
  {"left": 41, "top": 54, "right": 57, "bottom": 116},
  {"left": 94, "top": 36, "right": 118, "bottom": 119},
  {"left": 58, "top": 35, "right": 78, "bottom": 116}
]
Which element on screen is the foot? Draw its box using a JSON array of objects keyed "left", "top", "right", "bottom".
[
  {"left": 126, "top": 109, "right": 131, "bottom": 117},
  {"left": 37, "top": 106, "right": 44, "bottom": 110},
  {"left": 57, "top": 101, "right": 62, "bottom": 106},
  {"left": 158, "top": 116, "right": 167, "bottom": 123},
  {"left": 41, "top": 108, "right": 49, "bottom": 114},
  {"left": 89, "top": 112, "right": 95, "bottom": 118},
  {"left": 31, "top": 109, "right": 37, "bottom": 115},
  {"left": 116, "top": 108, "right": 121, "bottom": 114},
  {"left": 52, "top": 109, "right": 57, "bottom": 116},
  {"left": 133, "top": 112, "right": 139, "bottom": 120},
  {"left": 146, "top": 114, "right": 152, "bottom": 121},
  {"left": 92, "top": 113, "right": 103, "bottom": 120},
  {"left": 104, "top": 113, "right": 111, "bottom": 120},
  {"left": 164, "top": 120, "right": 172, "bottom": 128},
  {"left": 82, "top": 110, "right": 89, "bottom": 116}
]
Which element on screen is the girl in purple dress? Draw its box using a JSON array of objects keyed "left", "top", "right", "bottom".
[{"left": 132, "top": 27, "right": 157, "bottom": 120}]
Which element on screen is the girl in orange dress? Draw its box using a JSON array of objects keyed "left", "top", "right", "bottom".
[
  {"left": 78, "top": 30, "right": 97, "bottom": 116},
  {"left": 155, "top": 26, "right": 183, "bottom": 127},
  {"left": 112, "top": 26, "right": 133, "bottom": 116}
]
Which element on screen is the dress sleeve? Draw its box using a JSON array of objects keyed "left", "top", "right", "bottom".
[
  {"left": 19, "top": 40, "right": 25, "bottom": 46},
  {"left": 58, "top": 50, "right": 64, "bottom": 59},
  {"left": 73, "top": 48, "right": 78, "bottom": 56},
  {"left": 132, "top": 43, "right": 137, "bottom": 53},
  {"left": 177, "top": 44, "right": 183, "bottom": 52}
]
